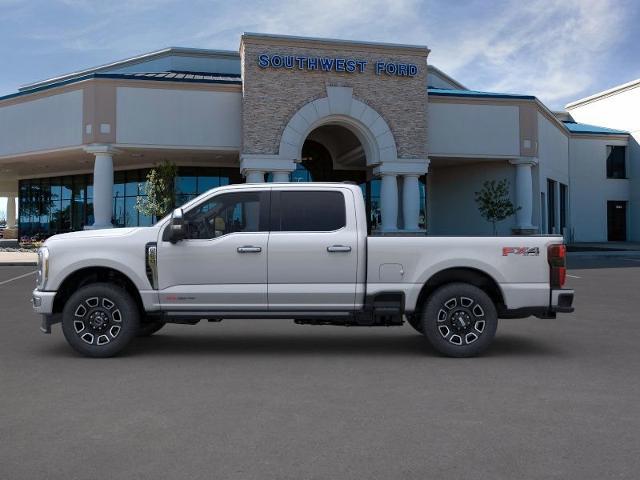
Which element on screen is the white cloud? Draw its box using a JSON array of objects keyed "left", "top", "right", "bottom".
[
  {"left": 424, "top": 0, "right": 630, "bottom": 107},
  {"left": 186, "top": 0, "right": 632, "bottom": 107},
  {"left": 7, "top": 0, "right": 634, "bottom": 108}
]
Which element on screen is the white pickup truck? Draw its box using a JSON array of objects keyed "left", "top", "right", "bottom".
[{"left": 32, "top": 182, "right": 573, "bottom": 358}]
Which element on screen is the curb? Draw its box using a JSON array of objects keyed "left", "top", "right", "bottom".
[
  {"left": 0, "top": 262, "right": 38, "bottom": 266},
  {"left": 568, "top": 251, "right": 640, "bottom": 258}
]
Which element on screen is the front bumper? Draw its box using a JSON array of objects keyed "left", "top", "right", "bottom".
[
  {"left": 32, "top": 289, "right": 56, "bottom": 314},
  {"left": 32, "top": 290, "right": 59, "bottom": 334}
]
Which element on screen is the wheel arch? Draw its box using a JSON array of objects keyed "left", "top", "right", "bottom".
[
  {"left": 414, "top": 267, "right": 504, "bottom": 315},
  {"left": 52, "top": 266, "right": 144, "bottom": 316}
]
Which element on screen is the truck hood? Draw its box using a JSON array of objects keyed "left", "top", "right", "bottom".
[{"left": 45, "top": 227, "right": 154, "bottom": 245}]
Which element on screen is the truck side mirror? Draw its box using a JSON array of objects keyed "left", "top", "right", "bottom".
[{"left": 168, "top": 208, "right": 186, "bottom": 243}]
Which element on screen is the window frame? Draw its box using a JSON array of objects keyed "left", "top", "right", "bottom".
[
  {"left": 164, "top": 189, "right": 271, "bottom": 242},
  {"left": 606, "top": 145, "right": 627, "bottom": 179},
  {"left": 270, "top": 189, "right": 348, "bottom": 233}
]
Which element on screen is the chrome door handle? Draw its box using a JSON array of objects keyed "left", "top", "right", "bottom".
[
  {"left": 237, "top": 246, "right": 262, "bottom": 253},
  {"left": 327, "top": 245, "right": 352, "bottom": 252}
]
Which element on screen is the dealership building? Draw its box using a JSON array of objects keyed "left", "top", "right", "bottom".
[{"left": 0, "top": 33, "right": 636, "bottom": 242}]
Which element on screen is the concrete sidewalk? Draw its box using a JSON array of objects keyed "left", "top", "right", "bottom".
[{"left": 0, "top": 252, "right": 38, "bottom": 266}]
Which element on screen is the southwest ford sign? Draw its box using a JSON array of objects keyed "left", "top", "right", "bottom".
[{"left": 257, "top": 54, "right": 418, "bottom": 77}]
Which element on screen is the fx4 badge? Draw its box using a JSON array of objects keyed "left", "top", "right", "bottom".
[{"left": 502, "top": 247, "right": 540, "bottom": 256}]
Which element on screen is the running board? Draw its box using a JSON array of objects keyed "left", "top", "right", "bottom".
[{"left": 161, "top": 311, "right": 353, "bottom": 322}]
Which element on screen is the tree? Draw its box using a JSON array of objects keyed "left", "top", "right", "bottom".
[
  {"left": 474, "top": 179, "right": 520, "bottom": 235},
  {"left": 135, "top": 161, "right": 178, "bottom": 220}
]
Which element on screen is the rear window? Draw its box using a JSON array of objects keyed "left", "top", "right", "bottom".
[{"left": 278, "top": 191, "right": 346, "bottom": 232}]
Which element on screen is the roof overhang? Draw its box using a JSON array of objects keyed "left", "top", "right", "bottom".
[
  {"left": 19, "top": 47, "right": 240, "bottom": 93},
  {"left": 565, "top": 78, "right": 640, "bottom": 109},
  {"left": 240, "top": 32, "right": 430, "bottom": 56}
]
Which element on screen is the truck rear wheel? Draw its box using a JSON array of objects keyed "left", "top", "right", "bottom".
[
  {"left": 422, "top": 283, "right": 497, "bottom": 357},
  {"left": 61, "top": 283, "right": 140, "bottom": 358}
]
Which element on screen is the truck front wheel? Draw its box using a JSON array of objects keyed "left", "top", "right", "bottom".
[
  {"left": 422, "top": 283, "right": 498, "bottom": 357},
  {"left": 61, "top": 283, "right": 140, "bottom": 358},
  {"left": 407, "top": 315, "right": 424, "bottom": 334},
  {"left": 138, "top": 320, "right": 166, "bottom": 337}
]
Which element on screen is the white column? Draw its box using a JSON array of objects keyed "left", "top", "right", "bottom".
[
  {"left": 6, "top": 195, "right": 16, "bottom": 229},
  {"left": 509, "top": 158, "right": 538, "bottom": 231},
  {"left": 240, "top": 154, "right": 295, "bottom": 184},
  {"left": 380, "top": 173, "right": 398, "bottom": 232},
  {"left": 402, "top": 174, "right": 420, "bottom": 231},
  {"left": 555, "top": 181, "right": 562, "bottom": 235},
  {"left": 244, "top": 170, "right": 265, "bottom": 183},
  {"left": 85, "top": 145, "right": 117, "bottom": 229},
  {"left": 271, "top": 171, "right": 290, "bottom": 182},
  {"left": 242, "top": 170, "right": 264, "bottom": 231}
]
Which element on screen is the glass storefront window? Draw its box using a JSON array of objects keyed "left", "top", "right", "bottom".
[
  {"left": 125, "top": 197, "right": 138, "bottom": 227},
  {"left": 17, "top": 166, "right": 255, "bottom": 238},
  {"left": 197, "top": 176, "right": 218, "bottom": 194},
  {"left": 113, "top": 196, "right": 125, "bottom": 228}
]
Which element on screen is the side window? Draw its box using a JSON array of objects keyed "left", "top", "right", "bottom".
[
  {"left": 277, "top": 191, "right": 346, "bottom": 232},
  {"left": 183, "top": 191, "right": 268, "bottom": 239},
  {"left": 606, "top": 146, "right": 626, "bottom": 179}
]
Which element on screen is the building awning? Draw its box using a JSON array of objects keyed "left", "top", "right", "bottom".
[
  {"left": 0, "top": 71, "right": 242, "bottom": 103},
  {"left": 427, "top": 87, "right": 535, "bottom": 100},
  {"left": 562, "top": 121, "right": 628, "bottom": 135}
]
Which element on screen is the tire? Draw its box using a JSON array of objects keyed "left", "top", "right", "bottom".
[
  {"left": 422, "top": 283, "right": 498, "bottom": 357},
  {"left": 61, "top": 283, "right": 140, "bottom": 358},
  {"left": 407, "top": 315, "right": 424, "bottom": 334},
  {"left": 137, "top": 320, "right": 166, "bottom": 337}
]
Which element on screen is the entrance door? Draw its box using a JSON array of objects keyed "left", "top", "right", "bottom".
[
  {"left": 607, "top": 201, "right": 627, "bottom": 241},
  {"left": 267, "top": 187, "right": 359, "bottom": 310},
  {"left": 157, "top": 189, "right": 270, "bottom": 310}
]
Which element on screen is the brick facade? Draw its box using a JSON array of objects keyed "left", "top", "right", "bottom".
[{"left": 240, "top": 35, "right": 429, "bottom": 161}]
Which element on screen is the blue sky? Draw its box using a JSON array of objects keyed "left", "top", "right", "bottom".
[
  {"left": 1, "top": 0, "right": 639, "bottom": 217},
  {"left": 1, "top": 0, "right": 639, "bottom": 108}
]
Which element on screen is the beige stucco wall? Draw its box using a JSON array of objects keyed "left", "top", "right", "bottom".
[
  {"left": 0, "top": 89, "right": 83, "bottom": 157},
  {"left": 116, "top": 86, "right": 242, "bottom": 148},
  {"left": 240, "top": 35, "right": 429, "bottom": 160}
]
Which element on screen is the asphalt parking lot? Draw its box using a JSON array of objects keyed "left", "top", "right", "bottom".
[{"left": 1, "top": 256, "right": 639, "bottom": 479}]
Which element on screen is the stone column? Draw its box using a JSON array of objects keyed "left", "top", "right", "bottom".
[
  {"left": 379, "top": 173, "right": 399, "bottom": 232},
  {"left": 244, "top": 170, "right": 265, "bottom": 183},
  {"left": 271, "top": 171, "right": 290, "bottom": 182},
  {"left": 6, "top": 195, "right": 16, "bottom": 229},
  {"left": 402, "top": 174, "right": 421, "bottom": 231},
  {"left": 240, "top": 154, "right": 295, "bottom": 184},
  {"left": 509, "top": 157, "right": 538, "bottom": 234},
  {"left": 85, "top": 145, "right": 117, "bottom": 229},
  {"left": 374, "top": 159, "right": 429, "bottom": 234}
]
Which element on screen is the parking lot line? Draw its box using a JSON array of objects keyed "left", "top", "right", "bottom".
[
  {"left": 0, "top": 270, "right": 36, "bottom": 287},
  {"left": 567, "top": 274, "right": 581, "bottom": 278}
]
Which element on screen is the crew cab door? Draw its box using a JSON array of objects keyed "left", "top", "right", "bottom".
[
  {"left": 157, "top": 188, "right": 270, "bottom": 310},
  {"left": 268, "top": 187, "right": 358, "bottom": 310}
]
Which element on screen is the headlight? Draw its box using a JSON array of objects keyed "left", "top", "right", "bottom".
[{"left": 36, "top": 247, "right": 49, "bottom": 290}]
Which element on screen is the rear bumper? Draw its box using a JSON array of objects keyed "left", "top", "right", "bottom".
[
  {"left": 550, "top": 289, "right": 574, "bottom": 313},
  {"left": 498, "top": 288, "right": 574, "bottom": 319}
]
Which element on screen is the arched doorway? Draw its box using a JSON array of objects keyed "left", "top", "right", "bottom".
[
  {"left": 286, "top": 124, "right": 426, "bottom": 233},
  {"left": 272, "top": 87, "right": 428, "bottom": 233}
]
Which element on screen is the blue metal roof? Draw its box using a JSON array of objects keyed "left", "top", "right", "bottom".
[
  {"left": 0, "top": 71, "right": 242, "bottom": 102},
  {"left": 428, "top": 87, "right": 535, "bottom": 100},
  {"left": 562, "top": 121, "right": 628, "bottom": 135}
]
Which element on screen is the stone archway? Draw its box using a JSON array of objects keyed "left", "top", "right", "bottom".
[{"left": 278, "top": 86, "right": 398, "bottom": 167}]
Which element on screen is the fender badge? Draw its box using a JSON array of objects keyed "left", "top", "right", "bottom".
[{"left": 502, "top": 247, "right": 540, "bottom": 256}]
